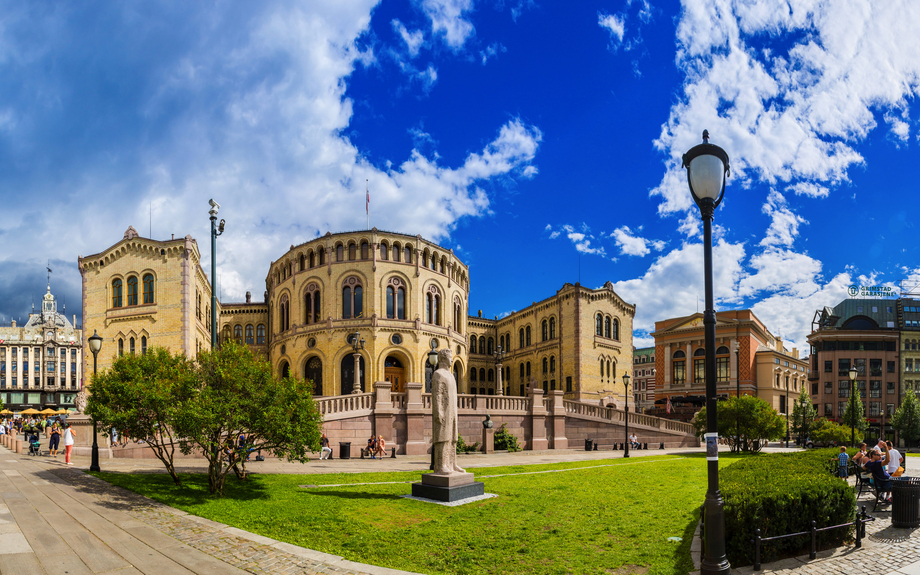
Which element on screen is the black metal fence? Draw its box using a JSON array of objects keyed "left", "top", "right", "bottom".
[{"left": 752, "top": 506, "right": 875, "bottom": 571}]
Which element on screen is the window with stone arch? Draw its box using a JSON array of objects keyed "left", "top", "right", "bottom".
[
  {"left": 440, "top": 257, "right": 445, "bottom": 274},
  {"left": 550, "top": 356, "right": 556, "bottom": 373},
  {"left": 453, "top": 297, "right": 462, "bottom": 332},
  {"left": 299, "top": 254, "right": 306, "bottom": 271},
  {"left": 380, "top": 243, "right": 388, "bottom": 260},
  {"left": 526, "top": 326, "right": 532, "bottom": 346},
  {"left": 257, "top": 324, "right": 266, "bottom": 344},
  {"left": 479, "top": 336, "right": 485, "bottom": 355},
  {"left": 318, "top": 247, "right": 325, "bottom": 265},
  {"left": 342, "top": 277, "right": 363, "bottom": 319},
  {"left": 519, "top": 328, "right": 525, "bottom": 349},
  {"left": 549, "top": 317, "right": 556, "bottom": 339},
  {"left": 308, "top": 250, "right": 316, "bottom": 268},
  {"left": 196, "top": 290, "right": 201, "bottom": 320},
  {"left": 488, "top": 369, "right": 494, "bottom": 382},
  {"left": 393, "top": 242, "right": 401, "bottom": 262},
  {"left": 542, "top": 320, "right": 548, "bottom": 342},
  {"left": 386, "top": 277, "right": 406, "bottom": 319},
  {"left": 543, "top": 357, "right": 548, "bottom": 374},
  {"left": 604, "top": 316, "right": 611, "bottom": 338},
  {"left": 112, "top": 278, "right": 123, "bottom": 308},
  {"left": 234, "top": 325, "right": 243, "bottom": 343},
  {"left": 279, "top": 295, "right": 290, "bottom": 331},
  {"left": 716, "top": 346, "right": 730, "bottom": 382},
  {"left": 304, "top": 283, "right": 321, "bottom": 324},
  {"left": 245, "top": 324, "right": 254, "bottom": 344},
  {"left": 336, "top": 244, "right": 344, "bottom": 261},
  {"left": 143, "top": 274, "right": 154, "bottom": 304},
  {"left": 596, "top": 313, "right": 603, "bottom": 336},
  {"left": 470, "top": 335, "right": 477, "bottom": 352},
  {"left": 479, "top": 368, "right": 485, "bottom": 381},
  {"left": 487, "top": 337, "right": 494, "bottom": 355},
  {"left": 425, "top": 285, "right": 441, "bottom": 325},
  {"left": 430, "top": 252, "right": 438, "bottom": 271},
  {"left": 519, "top": 363, "right": 525, "bottom": 379},
  {"left": 471, "top": 368, "right": 478, "bottom": 382},
  {"left": 347, "top": 242, "right": 356, "bottom": 260},
  {"left": 360, "top": 241, "right": 369, "bottom": 259},
  {"left": 405, "top": 245, "right": 412, "bottom": 263},
  {"left": 612, "top": 318, "right": 619, "bottom": 340},
  {"left": 672, "top": 349, "right": 686, "bottom": 384}
]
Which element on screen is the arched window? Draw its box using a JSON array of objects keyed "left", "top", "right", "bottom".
[
  {"left": 487, "top": 338, "right": 494, "bottom": 355},
  {"left": 380, "top": 243, "right": 388, "bottom": 260},
  {"left": 393, "top": 243, "right": 401, "bottom": 262},
  {"left": 549, "top": 317, "right": 556, "bottom": 339},
  {"left": 257, "top": 324, "right": 266, "bottom": 344},
  {"left": 604, "top": 316, "right": 611, "bottom": 338},
  {"left": 471, "top": 368, "right": 478, "bottom": 382},
  {"left": 716, "top": 346, "right": 730, "bottom": 382},
  {"left": 336, "top": 245, "right": 344, "bottom": 261},
  {"left": 299, "top": 254, "right": 305, "bottom": 271},
  {"left": 526, "top": 362, "right": 531, "bottom": 378},
  {"left": 348, "top": 243, "right": 357, "bottom": 260},
  {"left": 112, "top": 279, "right": 123, "bottom": 308},
  {"left": 426, "top": 287, "right": 441, "bottom": 325},
  {"left": 471, "top": 336, "right": 477, "bottom": 351},
  {"left": 488, "top": 369, "right": 494, "bottom": 382},
  {"left": 520, "top": 363, "right": 525, "bottom": 379},
  {"left": 479, "top": 336, "right": 486, "bottom": 355},
  {"left": 479, "top": 368, "right": 485, "bottom": 381},
  {"left": 234, "top": 325, "right": 243, "bottom": 343},
  {"left": 596, "top": 313, "right": 603, "bottom": 336},
  {"left": 196, "top": 290, "right": 201, "bottom": 320},
  {"left": 318, "top": 248, "right": 325, "bottom": 265},
  {"left": 118, "top": 338, "right": 124, "bottom": 357},
  {"left": 386, "top": 286, "right": 395, "bottom": 318},
  {"left": 309, "top": 250, "right": 315, "bottom": 268},
  {"left": 672, "top": 350, "right": 686, "bottom": 384},
  {"left": 612, "top": 318, "right": 619, "bottom": 340},
  {"left": 542, "top": 320, "right": 548, "bottom": 341},
  {"left": 143, "top": 274, "right": 154, "bottom": 304},
  {"left": 526, "top": 326, "right": 531, "bottom": 346},
  {"left": 279, "top": 296, "right": 290, "bottom": 331},
  {"left": 360, "top": 241, "right": 369, "bottom": 259},
  {"left": 342, "top": 280, "right": 364, "bottom": 318},
  {"left": 550, "top": 356, "right": 555, "bottom": 372},
  {"left": 600, "top": 358, "right": 605, "bottom": 377},
  {"left": 129, "top": 337, "right": 135, "bottom": 355},
  {"left": 519, "top": 329, "right": 525, "bottom": 349},
  {"left": 245, "top": 325, "right": 254, "bottom": 344},
  {"left": 694, "top": 348, "right": 706, "bottom": 383},
  {"left": 543, "top": 357, "right": 548, "bottom": 374},
  {"left": 128, "top": 276, "right": 137, "bottom": 305},
  {"left": 141, "top": 336, "right": 147, "bottom": 355},
  {"left": 405, "top": 246, "right": 412, "bottom": 263}
]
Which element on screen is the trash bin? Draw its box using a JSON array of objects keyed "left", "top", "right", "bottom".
[
  {"left": 339, "top": 442, "right": 352, "bottom": 460},
  {"left": 891, "top": 477, "right": 920, "bottom": 528},
  {"left": 585, "top": 439, "right": 594, "bottom": 451}
]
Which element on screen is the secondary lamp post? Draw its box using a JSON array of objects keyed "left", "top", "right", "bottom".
[
  {"left": 209, "top": 199, "right": 225, "bottom": 348},
  {"left": 623, "top": 373, "right": 631, "bottom": 458},
  {"left": 88, "top": 330, "right": 103, "bottom": 472},
  {"left": 849, "top": 366, "right": 858, "bottom": 446},
  {"left": 683, "top": 129, "right": 731, "bottom": 575}
]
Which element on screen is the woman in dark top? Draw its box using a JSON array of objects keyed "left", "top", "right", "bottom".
[{"left": 49, "top": 425, "right": 61, "bottom": 457}]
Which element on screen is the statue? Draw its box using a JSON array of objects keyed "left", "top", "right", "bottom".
[
  {"left": 74, "top": 388, "right": 88, "bottom": 414},
  {"left": 431, "top": 348, "right": 464, "bottom": 475},
  {"left": 482, "top": 414, "right": 493, "bottom": 429}
]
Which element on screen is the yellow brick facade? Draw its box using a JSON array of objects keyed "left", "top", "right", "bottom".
[{"left": 78, "top": 227, "right": 214, "bottom": 380}]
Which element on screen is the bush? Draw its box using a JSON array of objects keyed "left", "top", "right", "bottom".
[
  {"left": 456, "top": 434, "right": 481, "bottom": 454},
  {"left": 718, "top": 448, "right": 856, "bottom": 566},
  {"left": 494, "top": 423, "right": 521, "bottom": 452}
]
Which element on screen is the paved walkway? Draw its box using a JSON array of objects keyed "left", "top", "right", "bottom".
[{"left": 1, "top": 442, "right": 918, "bottom": 574}]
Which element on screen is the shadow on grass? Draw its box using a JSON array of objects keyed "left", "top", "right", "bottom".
[
  {"left": 300, "top": 490, "right": 404, "bottom": 501},
  {"left": 83, "top": 470, "right": 274, "bottom": 508},
  {"left": 669, "top": 507, "right": 701, "bottom": 575}
]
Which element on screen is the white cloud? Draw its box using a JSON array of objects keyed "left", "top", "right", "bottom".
[
  {"left": 759, "top": 190, "right": 806, "bottom": 248},
  {"left": 651, "top": 0, "right": 920, "bottom": 223},
  {"left": 737, "top": 249, "right": 822, "bottom": 299},
  {"left": 786, "top": 182, "right": 829, "bottom": 198},
  {"left": 421, "top": 0, "right": 475, "bottom": 50},
  {"left": 612, "top": 225, "right": 665, "bottom": 257},
  {"left": 480, "top": 42, "right": 506, "bottom": 65},
  {"left": 598, "top": 12, "right": 625, "bottom": 47},
  {"left": 392, "top": 19, "right": 425, "bottom": 57}
]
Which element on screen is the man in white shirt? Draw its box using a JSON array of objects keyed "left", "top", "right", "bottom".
[{"left": 885, "top": 441, "right": 904, "bottom": 477}]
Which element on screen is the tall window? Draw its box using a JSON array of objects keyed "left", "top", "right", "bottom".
[
  {"left": 672, "top": 350, "right": 686, "bottom": 384},
  {"left": 550, "top": 356, "right": 556, "bottom": 372},
  {"left": 309, "top": 250, "right": 316, "bottom": 268},
  {"left": 127, "top": 276, "right": 138, "bottom": 306},
  {"left": 348, "top": 243, "right": 357, "bottom": 260},
  {"left": 234, "top": 325, "right": 243, "bottom": 343},
  {"left": 386, "top": 281, "right": 406, "bottom": 319},
  {"left": 245, "top": 325, "right": 254, "bottom": 344},
  {"left": 596, "top": 314, "right": 603, "bottom": 336},
  {"left": 519, "top": 328, "right": 525, "bottom": 348},
  {"left": 318, "top": 248, "right": 325, "bottom": 265},
  {"left": 279, "top": 296, "right": 290, "bottom": 331},
  {"left": 543, "top": 357, "right": 548, "bottom": 374},
  {"left": 716, "top": 346, "right": 730, "bottom": 382},
  {"left": 426, "top": 289, "right": 441, "bottom": 325},
  {"left": 525, "top": 326, "right": 531, "bottom": 346},
  {"left": 305, "top": 288, "right": 321, "bottom": 324},
  {"left": 693, "top": 348, "right": 706, "bottom": 383},
  {"left": 143, "top": 274, "right": 154, "bottom": 304},
  {"left": 487, "top": 338, "right": 494, "bottom": 355},
  {"left": 141, "top": 336, "right": 147, "bottom": 355},
  {"left": 479, "top": 336, "right": 486, "bottom": 355},
  {"left": 604, "top": 316, "right": 611, "bottom": 338},
  {"left": 129, "top": 337, "right": 135, "bottom": 355},
  {"left": 405, "top": 246, "right": 412, "bottom": 263},
  {"left": 542, "top": 320, "right": 548, "bottom": 342},
  {"left": 393, "top": 243, "right": 401, "bottom": 262},
  {"left": 380, "top": 244, "right": 388, "bottom": 260},
  {"left": 257, "top": 324, "right": 266, "bottom": 344},
  {"left": 471, "top": 336, "right": 477, "bottom": 351},
  {"left": 336, "top": 245, "right": 344, "bottom": 261},
  {"left": 611, "top": 318, "right": 619, "bottom": 340},
  {"left": 112, "top": 279, "right": 123, "bottom": 308},
  {"left": 360, "top": 241, "right": 369, "bottom": 259},
  {"left": 549, "top": 318, "right": 556, "bottom": 339},
  {"left": 342, "top": 280, "right": 363, "bottom": 318}
]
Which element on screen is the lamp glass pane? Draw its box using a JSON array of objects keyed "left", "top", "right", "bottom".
[{"left": 689, "top": 154, "right": 725, "bottom": 200}]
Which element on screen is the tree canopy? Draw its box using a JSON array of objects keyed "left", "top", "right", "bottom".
[
  {"left": 692, "top": 395, "right": 785, "bottom": 452},
  {"left": 790, "top": 384, "right": 817, "bottom": 442},
  {"left": 892, "top": 390, "right": 920, "bottom": 448},
  {"left": 840, "top": 379, "right": 868, "bottom": 444}
]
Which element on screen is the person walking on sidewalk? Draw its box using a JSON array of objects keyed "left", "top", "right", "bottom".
[
  {"left": 49, "top": 424, "right": 61, "bottom": 458},
  {"left": 63, "top": 423, "right": 76, "bottom": 465}
]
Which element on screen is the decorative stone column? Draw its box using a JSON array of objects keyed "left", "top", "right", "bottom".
[
  {"left": 495, "top": 362, "right": 504, "bottom": 396},
  {"left": 548, "top": 390, "right": 567, "bottom": 450},
  {"left": 351, "top": 352, "right": 362, "bottom": 394},
  {"left": 529, "top": 388, "right": 548, "bottom": 451},
  {"left": 373, "top": 381, "right": 395, "bottom": 452},
  {"left": 404, "top": 382, "right": 428, "bottom": 455}
]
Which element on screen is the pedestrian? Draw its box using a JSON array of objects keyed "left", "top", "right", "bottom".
[
  {"left": 837, "top": 446, "right": 849, "bottom": 481},
  {"left": 320, "top": 433, "right": 332, "bottom": 460},
  {"left": 63, "top": 423, "right": 76, "bottom": 465},
  {"left": 885, "top": 441, "right": 904, "bottom": 477},
  {"left": 49, "top": 424, "right": 61, "bottom": 457},
  {"left": 110, "top": 428, "right": 118, "bottom": 448}
]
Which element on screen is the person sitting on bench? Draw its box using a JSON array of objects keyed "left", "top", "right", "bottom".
[
  {"left": 375, "top": 435, "right": 386, "bottom": 459},
  {"left": 865, "top": 446, "right": 893, "bottom": 503},
  {"left": 629, "top": 433, "right": 639, "bottom": 449}
]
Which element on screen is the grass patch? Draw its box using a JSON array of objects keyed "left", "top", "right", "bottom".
[{"left": 92, "top": 455, "right": 737, "bottom": 575}]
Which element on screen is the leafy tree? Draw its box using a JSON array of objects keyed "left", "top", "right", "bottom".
[
  {"left": 841, "top": 379, "right": 868, "bottom": 445},
  {"left": 174, "top": 342, "right": 323, "bottom": 495},
  {"left": 809, "top": 417, "right": 852, "bottom": 445},
  {"left": 494, "top": 423, "right": 521, "bottom": 452},
  {"left": 790, "top": 384, "right": 817, "bottom": 444},
  {"left": 692, "top": 395, "right": 785, "bottom": 452},
  {"left": 892, "top": 389, "right": 920, "bottom": 448},
  {"left": 86, "top": 347, "right": 195, "bottom": 485}
]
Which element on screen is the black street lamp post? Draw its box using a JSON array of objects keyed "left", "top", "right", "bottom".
[
  {"left": 623, "top": 373, "right": 631, "bottom": 458},
  {"left": 88, "top": 330, "right": 103, "bottom": 472},
  {"left": 848, "top": 366, "right": 858, "bottom": 446},
  {"left": 209, "top": 199, "right": 225, "bottom": 348},
  {"left": 683, "top": 130, "right": 731, "bottom": 575}
]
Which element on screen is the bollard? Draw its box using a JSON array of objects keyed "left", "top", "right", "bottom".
[
  {"left": 753, "top": 528, "right": 762, "bottom": 571},
  {"left": 643, "top": 442, "right": 648, "bottom": 450},
  {"left": 660, "top": 442, "right": 665, "bottom": 450},
  {"left": 593, "top": 442, "right": 598, "bottom": 451},
  {"left": 391, "top": 447, "right": 396, "bottom": 458},
  {"left": 809, "top": 520, "right": 817, "bottom": 560}
]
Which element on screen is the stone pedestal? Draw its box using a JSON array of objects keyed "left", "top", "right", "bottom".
[
  {"left": 482, "top": 428, "right": 494, "bottom": 454},
  {"left": 67, "top": 414, "right": 113, "bottom": 459},
  {"left": 412, "top": 472, "right": 485, "bottom": 502}
]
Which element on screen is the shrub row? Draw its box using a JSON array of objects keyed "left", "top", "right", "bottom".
[{"left": 717, "top": 448, "right": 856, "bottom": 566}]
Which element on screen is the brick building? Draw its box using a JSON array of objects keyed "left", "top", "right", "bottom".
[{"left": 632, "top": 347, "right": 655, "bottom": 412}]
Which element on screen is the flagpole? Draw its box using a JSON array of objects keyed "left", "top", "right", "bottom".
[{"left": 366, "top": 180, "right": 369, "bottom": 230}]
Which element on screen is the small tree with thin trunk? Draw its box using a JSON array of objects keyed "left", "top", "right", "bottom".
[
  {"left": 841, "top": 379, "right": 868, "bottom": 445},
  {"left": 790, "top": 384, "right": 817, "bottom": 445},
  {"left": 174, "top": 342, "right": 323, "bottom": 495},
  {"left": 86, "top": 347, "right": 194, "bottom": 485},
  {"left": 892, "top": 389, "right": 920, "bottom": 449}
]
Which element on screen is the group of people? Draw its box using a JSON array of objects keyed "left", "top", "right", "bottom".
[
  {"left": 838, "top": 440, "right": 905, "bottom": 503},
  {"left": 366, "top": 433, "right": 387, "bottom": 459},
  {"left": 0, "top": 416, "right": 77, "bottom": 464}
]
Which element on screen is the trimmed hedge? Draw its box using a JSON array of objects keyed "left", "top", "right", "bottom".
[{"left": 718, "top": 448, "right": 856, "bottom": 566}]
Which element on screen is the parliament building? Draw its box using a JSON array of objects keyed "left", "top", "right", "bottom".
[{"left": 79, "top": 227, "right": 635, "bottom": 403}]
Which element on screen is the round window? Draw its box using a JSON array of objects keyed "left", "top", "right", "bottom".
[
  {"left": 430, "top": 338, "right": 439, "bottom": 349},
  {"left": 280, "top": 344, "right": 286, "bottom": 355},
  {"left": 308, "top": 338, "right": 316, "bottom": 348},
  {"left": 391, "top": 334, "right": 402, "bottom": 345}
]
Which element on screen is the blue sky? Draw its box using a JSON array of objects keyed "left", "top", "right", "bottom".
[{"left": 1, "top": 0, "right": 919, "bottom": 352}]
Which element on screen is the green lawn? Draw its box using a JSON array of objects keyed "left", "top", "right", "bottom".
[{"left": 94, "top": 455, "right": 724, "bottom": 575}]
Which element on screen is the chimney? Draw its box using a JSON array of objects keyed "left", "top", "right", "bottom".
[
  {"left": 792, "top": 347, "right": 799, "bottom": 359},
  {"left": 11, "top": 320, "right": 15, "bottom": 328},
  {"left": 246, "top": 291, "right": 252, "bottom": 304},
  {"left": 478, "top": 310, "right": 482, "bottom": 317}
]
